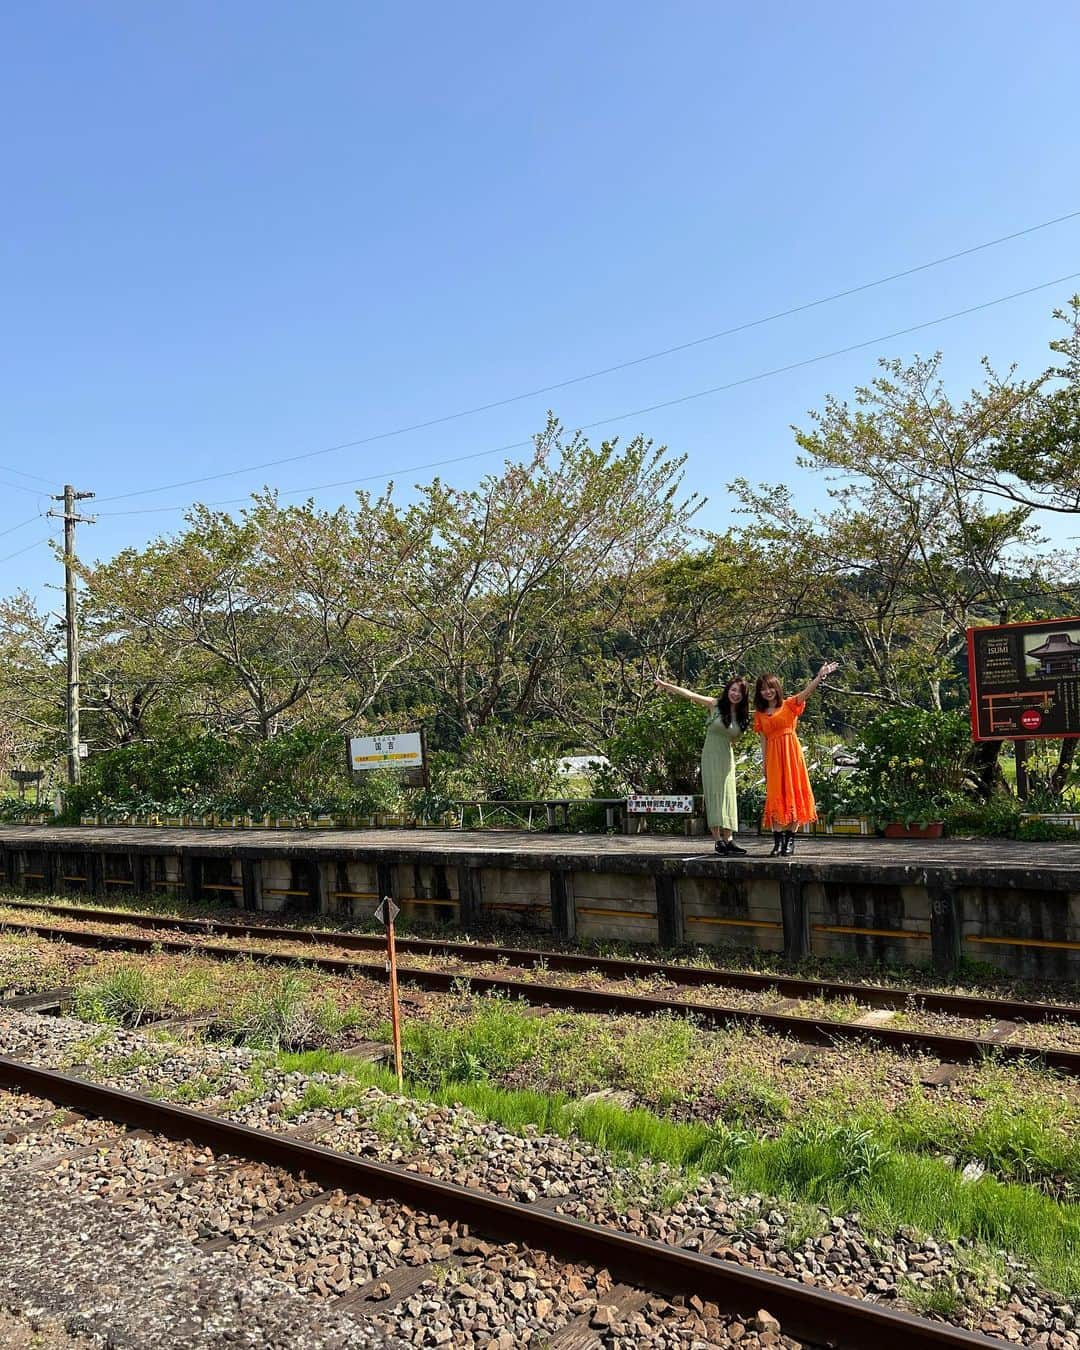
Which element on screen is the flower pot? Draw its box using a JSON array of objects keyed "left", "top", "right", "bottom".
[{"left": 883, "top": 821, "right": 943, "bottom": 839}]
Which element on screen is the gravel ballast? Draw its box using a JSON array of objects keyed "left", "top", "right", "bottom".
[{"left": 1, "top": 1009, "right": 1076, "bottom": 1346}]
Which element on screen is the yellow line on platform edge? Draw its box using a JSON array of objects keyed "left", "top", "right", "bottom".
[
  {"left": 813, "top": 924, "right": 930, "bottom": 940},
  {"left": 686, "top": 915, "right": 783, "bottom": 929},
  {"left": 967, "top": 934, "right": 1080, "bottom": 952}
]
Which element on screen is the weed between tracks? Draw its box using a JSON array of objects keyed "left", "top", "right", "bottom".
[{"left": 70, "top": 955, "right": 378, "bottom": 1051}]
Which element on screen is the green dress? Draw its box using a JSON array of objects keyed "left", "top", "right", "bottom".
[{"left": 701, "top": 705, "right": 741, "bottom": 831}]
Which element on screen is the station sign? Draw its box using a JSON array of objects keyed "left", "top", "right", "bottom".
[
  {"left": 967, "top": 617, "right": 1080, "bottom": 740},
  {"left": 627, "top": 794, "right": 695, "bottom": 814},
  {"left": 348, "top": 731, "right": 424, "bottom": 771}
]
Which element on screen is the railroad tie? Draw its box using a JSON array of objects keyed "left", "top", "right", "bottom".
[
  {"left": 548, "top": 1282, "right": 651, "bottom": 1348},
  {"left": 334, "top": 1251, "right": 468, "bottom": 1310},
  {"left": 779, "top": 1046, "right": 822, "bottom": 1066},
  {"left": 197, "top": 1188, "right": 338, "bottom": 1254},
  {"left": 1, "top": 1108, "right": 85, "bottom": 1142},
  {"left": 16, "top": 1126, "right": 154, "bottom": 1174},
  {"left": 919, "top": 1063, "right": 964, "bottom": 1089},
  {"left": 852, "top": 1009, "right": 898, "bottom": 1028}
]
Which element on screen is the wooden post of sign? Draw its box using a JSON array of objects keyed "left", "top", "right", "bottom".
[
  {"left": 377, "top": 896, "right": 404, "bottom": 1091},
  {"left": 1014, "top": 740, "right": 1030, "bottom": 800}
]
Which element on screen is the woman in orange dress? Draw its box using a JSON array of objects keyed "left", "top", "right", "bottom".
[{"left": 754, "top": 662, "right": 838, "bottom": 856}]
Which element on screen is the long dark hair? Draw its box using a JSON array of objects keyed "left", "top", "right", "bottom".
[
  {"left": 754, "top": 673, "right": 784, "bottom": 713},
  {"left": 717, "top": 677, "right": 750, "bottom": 730}
]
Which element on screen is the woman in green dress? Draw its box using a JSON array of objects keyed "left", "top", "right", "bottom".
[{"left": 654, "top": 675, "right": 751, "bottom": 854}]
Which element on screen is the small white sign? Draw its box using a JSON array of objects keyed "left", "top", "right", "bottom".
[
  {"left": 374, "top": 897, "right": 401, "bottom": 925},
  {"left": 349, "top": 731, "right": 423, "bottom": 772},
  {"left": 627, "top": 794, "right": 695, "bottom": 815}
]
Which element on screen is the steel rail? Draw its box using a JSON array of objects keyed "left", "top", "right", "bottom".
[
  {"left": 4, "top": 896, "right": 1077, "bottom": 1026},
  {"left": 0, "top": 1054, "right": 1003, "bottom": 1350},
  {"left": 3, "top": 915, "right": 1078, "bottom": 1075}
]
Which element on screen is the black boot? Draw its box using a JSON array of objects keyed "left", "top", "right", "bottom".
[
  {"left": 769, "top": 832, "right": 783, "bottom": 856},
  {"left": 783, "top": 831, "right": 796, "bottom": 856},
  {"left": 727, "top": 838, "right": 747, "bottom": 855},
  {"left": 714, "top": 838, "right": 729, "bottom": 854}
]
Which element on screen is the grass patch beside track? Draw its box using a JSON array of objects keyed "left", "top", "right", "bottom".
[{"left": 277, "top": 1041, "right": 1080, "bottom": 1300}]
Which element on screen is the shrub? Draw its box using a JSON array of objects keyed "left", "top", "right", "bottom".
[
  {"left": 943, "top": 796, "right": 1022, "bottom": 838},
  {"left": 606, "top": 696, "right": 706, "bottom": 793},
  {"left": 839, "top": 708, "right": 973, "bottom": 826},
  {"left": 452, "top": 724, "right": 562, "bottom": 802}
]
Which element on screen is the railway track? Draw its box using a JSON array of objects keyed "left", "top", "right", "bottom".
[
  {"left": 2, "top": 896, "right": 1080, "bottom": 1074},
  {"left": 0, "top": 1050, "right": 1008, "bottom": 1349},
  {"left": 3, "top": 895, "right": 1078, "bottom": 1026},
  {"left": 2, "top": 903, "right": 1079, "bottom": 1077}
]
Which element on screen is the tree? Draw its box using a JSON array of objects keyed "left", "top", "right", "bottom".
[
  {"left": 974, "top": 296, "right": 1080, "bottom": 515},
  {"left": 0, "top": 591, "right": 67, "bottom": 769},
  {"left": 83, "top": 495, "right": 409, "bottom": 740},
  {"left": 383, "top": 417, "right": 701, "bottom": 738}
]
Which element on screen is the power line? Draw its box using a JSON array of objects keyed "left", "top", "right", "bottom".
[
  {"left": 0, "top": 462, "right": 56, "bottom": 487},
  {"left": 0, "top": 474, "right": 50, "bottom": 498},
  {"left": 0, "top": 513, "right": 44, "bottom": 542},
  {"left": 96, "top": 266, "right": 1080, "bottom": 519},
  {"left": 93, "top": 207, "right": 1080, "bottom": 507},
  {"left": 0, "top": 533, "right": 57, "bottom": 566}
]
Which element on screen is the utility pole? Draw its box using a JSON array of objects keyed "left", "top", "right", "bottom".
[{"left": 47, "top": 485, "right": 95, "bottom": 785}]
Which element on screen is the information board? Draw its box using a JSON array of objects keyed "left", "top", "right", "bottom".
[
  {"left": 627, "top": 794, "right": 695, "bottom": 814},
  {"left": 967, "top": 618, "right": 1080, "bottom": 741},
  {"left": 348, "top": 731, "right": 424, "bottom": 772}
]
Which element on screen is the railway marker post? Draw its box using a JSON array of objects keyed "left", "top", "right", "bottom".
[{"left": 375, "top": 896, "right": 404, "bottom": 1090}]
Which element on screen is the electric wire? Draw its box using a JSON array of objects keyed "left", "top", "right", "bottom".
[
  {"left": 0, "top": 514, "right": 44, "bottom": 542},
  {"left": 95, "top": 267, "right": 1080, "bottom": 518},
  {"left": 0, "top": 463, "right": 55, "bottom": 487},
  {"left": 92, "top": 208, "right": 1080, "bottom": 506},
  {"left": 0, "top": 475, "right": 50, "bottom": 498},
  {"left": 0, "top": 534, "right": 57, "bottom": 566}
]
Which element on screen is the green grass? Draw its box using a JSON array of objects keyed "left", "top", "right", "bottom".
[
  {"left": 274, "top": 1037, "right": 1080, "bottom": 1298},
  {"left": 73, "top": 964, "right": 162, "bottom": 1027},
  {"left": 69, "top": 954, "right": 373, "bottom": 1051}
]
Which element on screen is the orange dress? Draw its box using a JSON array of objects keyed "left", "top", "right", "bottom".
[{"left": 755, "top": 696, "right": 817, "bottom": 829}]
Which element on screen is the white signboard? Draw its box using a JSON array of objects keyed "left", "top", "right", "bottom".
[
  {"left": 627, "top": 794, "right": 695, "bottom": 815},
  {"left": 349, "top": 731, "right": 423, "bottom": 772}
]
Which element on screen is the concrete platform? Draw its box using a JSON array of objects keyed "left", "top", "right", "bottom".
[{"left": 1, "top": 826, "right": 1078, "bottom": 981}]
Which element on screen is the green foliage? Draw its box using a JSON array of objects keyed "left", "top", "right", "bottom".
[
  {"left": 218, "top": 971, "right": 319, "bottom": 1050},
  {"left": 832, "top": 708, "right": 973, "bottom": 826},
  {"left": 60, "top": 726, "right": 410, "bottom": 821},
  {"left": 450, "top": 724, "right": 562, "bottom": 801},
  {"left": 1016, "top": 817, "right": 1080, "bottom": 842},
  {"left": 0, "top": 797, "right": 53, "bottom": 823},
  {"left": 74, "top": 964, "right": 161, "bottom": 1027},
  {"left": 606, "top": 695, "right": 706, "bottom": 792},
  {"left": 943, "top": 795, "right": 1023, "bottom": 838},
  {"left": 274, "top": 1037, "right": 1080, "bottom": 1298},
  {"left": 402, "top": 996, "right": 540, "bottom": 1086}
]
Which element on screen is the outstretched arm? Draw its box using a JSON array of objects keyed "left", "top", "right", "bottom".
[
  {"left": 654, "top": 676, "right": 717, "bottom": 710},
  {"left": 793, "top": 660, "right": 840, "bottom": 705}
]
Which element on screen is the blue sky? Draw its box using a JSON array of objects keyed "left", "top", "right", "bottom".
[{"left": 2, "top": 1, "right": 1079, "bottom": 596}]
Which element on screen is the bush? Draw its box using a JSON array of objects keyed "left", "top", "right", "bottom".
[
  {"left": 838, "top": 708, "right": 973, "bottom": 827},
  {"left": 452, "top": 724, "right": 562, "bottom": 801},
  {"left": 0, "top": 797, "right": 54, "bottom": 823},
  {"left": 943, "top": 796, "right": 1022, "bottom": 838},
  {"left": 606, "top": 696, "right": 706, "bottom": 793}
]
